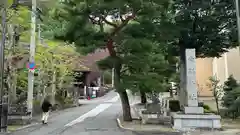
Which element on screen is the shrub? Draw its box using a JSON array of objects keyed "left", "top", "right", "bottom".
[
  {"left": 55, "top": 95, "right": 65, "bottom": 105},
  {"left": 169, "top": 100, "right": 180, "bottom": 112},
  {"left": 203, "top": 104, "right": 211, "bottom": 110},
  {"left": 199, "top": 103, "right": 215, "bottom": 113},
  {"left": 204, "top": 109, "right": 211, "bottom": 113},
  {"left": 64, "top": 97, "right": 74, "bottom": 105}
]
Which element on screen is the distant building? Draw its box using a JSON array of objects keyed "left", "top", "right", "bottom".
[
  {"left": 73, "top": 49, "right": 109, "bottom": 98},
  {"left": 196, "top": 47, "right": 240, "bottom": 97}
]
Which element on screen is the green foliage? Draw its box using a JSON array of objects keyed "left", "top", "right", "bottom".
[
  {"left": 223, "top": 75, "right": 238, "bottom": 92},
  {"left": 209, "top": 76, "right": 240, "bottom": 119},
  {"left": 228, "top": 96, "right": 240, "bottom": 119},
  {"left": 209, "top": 76, "right": 223, "bottom": 114},
  {"left": 222, "top": 87, "right": 240, "bottom": 119},
  {"left": 117, "top": 16, "right": 178, "bottom": 93},
  {"left": 209, "top": 76, "right": 223, "bottom": 99},
  {"left": 222, "top": 75, "right": 239, "bottom": 109},
  {"left": 43, "top": 0, "right": 171, "bottom": 53},
  {"left": 16, "top": 69, "right": 28, "bottom": 93},
  {"left": 0, "top": 0, "right": 86, "bottom": 108},
  {"left": 45, "top": 0, "right": 177, "bottom": 94},
  {"left": 64, "top": 97, "right": 74, "bottom": 104},
  {"left": 169, "top": 0, "right": 237, "bottom": 57},
  {"left": 63, "top": 97, "right": 74, "bottom": 108},
  {"left": 103, "top": 71, "right": 112, "bottom": 84},
  {"left": 201, "top": 104, "right": 215, "bottom": 114},
  {"left": 97, "top": 56, "right": 116, "bottom": 70},
  {"left": 35, "top": 40, "right": 81, "bottom": 100},
  {"left": 203, "top": 104, "right": 210, "bottom": 110},
  {"left": 55, "top": 94, "right": 65, "bottom": 105}
]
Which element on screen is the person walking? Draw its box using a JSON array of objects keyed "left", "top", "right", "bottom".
[{"left": 41, "top": 98, "right": 52, "bottom": 124}]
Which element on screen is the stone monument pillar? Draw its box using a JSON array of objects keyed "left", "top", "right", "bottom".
[
  {"left": 183, "top": 49, "right": 203, "bottom": 114},
  {"left": 172, "top": 49, "right": 221, "bottom": 130}
]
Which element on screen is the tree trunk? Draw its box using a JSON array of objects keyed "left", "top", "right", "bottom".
[
  {"left": 51, "top": 53, "right": 56, "bottom": 105},
  {"left": 170, "top": 88, "right": 173, "bottom": 97},
  {"left": 11, "top": 73, "right": 17, "bottom": 102},
  {"left": 73, "top": 87, "right": 79, "bottom": 106},
  {"left": 42, "top": 85, "right": 47, "bottom": 103},
  {"left": 51, "top": 70, "right": 56, "bottom": 105},
  {"left": 119, "top": 90, "right": 132, "bottom": 121},
  {"left": 114, "top": 61, "right": 132, "bottom": 121},
  {"left": 140, "top": 91, "right": 147, "bottom": 104},
  {"left": 215, "top": 98, "right": 220, "bottom": 115}
]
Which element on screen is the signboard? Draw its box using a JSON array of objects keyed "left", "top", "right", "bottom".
[
  {"left": 92, "top": 91, "right": 96, "bottom": 98},
  {"left": 27, "top": 62, "right": 36, "bottom": 70}
]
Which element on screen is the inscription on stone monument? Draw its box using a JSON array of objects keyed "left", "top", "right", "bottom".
[
  {"left": 188, "top": 68, "right": 196, "bottom": 74},
  {"left": 188, "top": 56, "right": 195, "bottom": 62},
  {"left": 185, "top": 49, "right": 198, "bottom": 107}
]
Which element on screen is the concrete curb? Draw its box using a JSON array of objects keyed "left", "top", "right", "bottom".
[
  {"left": 116, "top": 118, "right": 124, "bottom": 129},
  {"left": 14, "top": 122, "right": 39, "bottom": 131},
  {"left": 116, "top": 118, "right": 133, "bottom": 131},
  {"left": 116, "top": 117, "right": 181, "bottom": 134},
  {"left": 6, "top": 122, "right": 39, "bottom": 134},
  {"left": 117, "top": 118, "right": 240, "bottom": 135}
]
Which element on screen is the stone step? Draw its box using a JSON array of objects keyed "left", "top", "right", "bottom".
[
  {"left": 141, "top": 115, "right": 172, "bottom": 126},
  {"left": 144, "top": 118, "right": 172, "bottom": 126}
]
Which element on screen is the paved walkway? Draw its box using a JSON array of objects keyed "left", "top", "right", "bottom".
[
  {"left": 7, "top": 91, "right": 239, "bottom": 135},
  {"left": 7, "top": 91, "right": 150, "bottom": 135}
]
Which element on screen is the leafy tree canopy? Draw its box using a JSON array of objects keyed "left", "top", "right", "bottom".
[{"left": 169, "top": 0, "right": 238, "bottom": 58}]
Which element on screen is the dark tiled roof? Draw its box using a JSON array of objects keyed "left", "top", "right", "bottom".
[{"left": 78, "top": 48, "right": 109, "bottom": 72}]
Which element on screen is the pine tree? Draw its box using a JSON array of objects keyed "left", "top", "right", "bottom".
[
  {"left": 44, "top": 0, "right": 171, "bottom": 121},
  {"left": 223, "top": 75, "right": 238, "bottom": 92},
  {"left": 222, "top": 75, "right": 239, "bottom": 109}
]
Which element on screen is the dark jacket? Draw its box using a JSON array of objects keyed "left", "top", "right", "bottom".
[{"left": 41, "top": 100, "right": 52, "bottom": 112}]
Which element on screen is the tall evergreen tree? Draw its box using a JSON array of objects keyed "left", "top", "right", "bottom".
[
  {"left": 44, "top": 0, "right": 171, "bottom": 121},
  {"left": 222, "top": 75, "right": 239, "bottom": 109},
  {"left": 223, "top": 75, "right": 238, "bottom": 92}
]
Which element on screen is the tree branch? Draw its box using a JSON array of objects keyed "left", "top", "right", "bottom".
[
  {"left": 101, "top": 15, "right": 118, "bottom": 28},
  {"left": 88, "top": 15, "right": 98, "bottom": 24},
  {"left": 120, "top": 15, "right": 125, "bottom": 22},
  {"left": 106, "top": 13, "right": 136, "bottom": 57},
  {"left": 121, "top": 68, "right": 129, "bottom": 74},
  {"left": 109, "top": 14, "right": 136, "bottom": 37}
]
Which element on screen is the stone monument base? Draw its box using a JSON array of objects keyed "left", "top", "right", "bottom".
[
  {"left": 172, "top": 113, "right": 221, "bottom": 130},
  {"left": 184, "top": 106, "right": 204, "bottom": 114}
]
